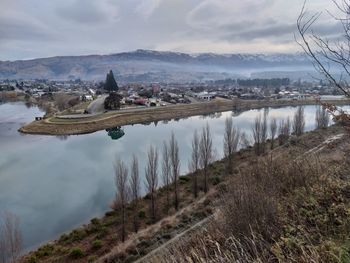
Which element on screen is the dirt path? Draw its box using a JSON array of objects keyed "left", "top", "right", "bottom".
[
  {"left": 97, "top": 193, "right": 214, "bottom": 263},
  {"left": 134, "top": 214, "right": 215, "bottom": 263}
]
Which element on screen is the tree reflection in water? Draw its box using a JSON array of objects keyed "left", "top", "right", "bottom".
[{"left": 106, "top": 126, "right": 125, "bottom": 140}]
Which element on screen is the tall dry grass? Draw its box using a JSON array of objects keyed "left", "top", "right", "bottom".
[{"left": 149, "top": 154, "right": 325, "bottom": 263}]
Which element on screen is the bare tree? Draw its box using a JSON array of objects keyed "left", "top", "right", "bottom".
[
  {"left": 53, "top": 93, "right": 70, "bottom": 111},
  {"left": 296, "top": 0, "right": 350, "bottom": 98},
  {"left": 113, "top": 159, "right": 129, "bottom": 242},
  {"left": 293, "top": 106, "right": 305, "bottom": 136},
  {"left": 278, "top": 117, "right": 291, "bottom": 145},
  {"left": 285, "top": 117, "right": 291, "bottom": 136},
  {"left": 297, "top": 1, "right": 350, "bottom": 126},
  {"left": 240, "top": 132, "right": 251, "bottom": 149},
  {"left": 261, "top": 109, "right": 268, "bottom": 154},
  {"left": 270, "top": 117, "right": 277, "bottom": 149},
  {"left": 189, "top": 130, "right": 200, "bottom": 197},
  {"left": 145, "top": 145, "right": 159, "bottom": 222},
  {"left": 200, "top": 123, "right": 213, "bottom": 193},
  {"left": 0, "top": 212, "right": 22, "bottom": 263},
  {"left": 162, "top": 141, "right": 171, "bottom": 209},
  {"left": 169, "top": 132, "right": 180, "bottom": 210},
  {"left": 252, "top": 114, "right": 262, "bottom": 155},
  {"left": 316, "top": 105, "right": 330, "bottom": 129},
  {"left": 278, "top": 119, "right": 285, "bottom": 146},
  {"left": 223, "top": 117, "right": 240, "bottom": 173},
  {"left": 130, "top": 154, "right": 140, "bottom": 233}
]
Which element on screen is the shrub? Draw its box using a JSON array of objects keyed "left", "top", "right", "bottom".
[
  {"left": 69, "top": 229, "right": 87, "bottom": 242},
  {"left": 179, "top": 176, "right": 190, "bottom": 183},
  {"left": 105, "top": 211, "right": 116, "bottom": 217},
  {"left": 161, "top": 233, "right": 172, "bottom": 240},
  {"left": 92, "top": 240, "right": 103, "bottom": 250},
  {"left": 137, "top": 239, "right": 152, "bottom": 249},
  {"left": 91, "top": 218, "right": 100, "bottom": 225},
  {"left": 55, "top": 246, "right": 69, "bottom": 254},
  {"left": 125, "top": 245, "right": 138, "bottom": 255},
  {"left": 27, "top": 256, "right": 37, "bottom": 263},
  {"left": 138, "top": 210, "right": 146, "bottom": 219},
  {"left": 88, "top": 255, "right": 98, "bottom": 262},
  {"left": 69, "top": 248, "right": 84, "bottom": 259},
  {"left": 96, "top": 226, "right": 108, "bottom": 239},
  {"left": 59, "top": 233, "right": 69, "bottom": 243},
  {"left": 210, "top": 176, "right": 221, "bottom": 185},
  {"left": 221, "top": 172, "right": 279, "bottom": 241},
  {"left": 125, "top": 255, "right": 138, "bottom": 263},
  {"left": 35, "top": 244, "right": 55, "bottom": 258},
  {"left": 217, "top": 182, "right": 228, "bottom": 193}
]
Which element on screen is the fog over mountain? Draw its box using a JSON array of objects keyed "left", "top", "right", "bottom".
[{"left": 0, "top": 49, "right": 316, "bottom": 82}]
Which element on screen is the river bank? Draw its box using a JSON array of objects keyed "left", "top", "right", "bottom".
[
  {"left": 19, "top": 98, "right": 349, "bottom": 136},
  {"left": 18, "top": 125, "right": 348, "bottom": 263},
  {"left": 2, "top": 103, "right": 336, "bottom": 252}
]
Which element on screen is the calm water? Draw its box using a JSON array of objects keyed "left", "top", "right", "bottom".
[{"left": 0, "top": 102, "right": 347, "bottom": 250}]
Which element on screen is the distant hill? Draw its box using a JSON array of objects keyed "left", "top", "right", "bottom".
[{"left": 0, "top": 50, "right": 314, "bottom": 82}]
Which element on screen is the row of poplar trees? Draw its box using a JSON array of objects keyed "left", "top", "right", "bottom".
[
  {"left": 113, "top": 120, "right": 242, "bottom": 242},
  {"left": 113, "top": 105, "right": 330, "bottom": 242}
]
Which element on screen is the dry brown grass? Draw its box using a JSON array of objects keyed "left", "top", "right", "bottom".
[{"left": 148, "top": 129, "right": 350, "bottom": 263}]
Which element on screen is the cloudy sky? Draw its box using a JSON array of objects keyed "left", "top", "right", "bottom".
[{"left": 0, "top": 0, "right": 341, "bottom": 60}]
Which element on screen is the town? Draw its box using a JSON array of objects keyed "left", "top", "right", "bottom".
[{"left": 0, "top": 71, "right": 344, "bottom": 115}]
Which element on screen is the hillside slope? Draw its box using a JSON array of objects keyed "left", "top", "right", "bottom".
[
  {"left": 19, "top": 125, "right": 350, "bottom": 263},
  {"left": 0, "top": 50, "right": 313, "bottom": 82}
]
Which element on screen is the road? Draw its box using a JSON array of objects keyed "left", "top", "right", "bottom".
[{"left": 86, "top": 95, "right": 108, "bottom": 114}]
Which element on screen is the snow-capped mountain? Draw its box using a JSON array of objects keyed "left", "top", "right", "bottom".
[{"left": 0, "top": 49, "right": 313, "bottom": 82}]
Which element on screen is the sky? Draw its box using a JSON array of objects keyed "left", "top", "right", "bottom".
[{"left": 0, "top": 0, "right": 342, "bottom": 61}]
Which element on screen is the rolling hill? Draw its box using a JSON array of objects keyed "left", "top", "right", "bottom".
[{"left": 0, "top": 50, "right": 314, "bottom": 82}]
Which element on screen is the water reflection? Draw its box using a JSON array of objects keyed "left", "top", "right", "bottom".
[
  {"left": 56, "top": 135, "right": 70, "bottom": 141},
  {"left": 200, "top": 112, "right": 223, "bottom": 119},
  {"left": 106, "top": 126, "right": 125, "bottom": 140},
  {"left": 25, "top": 101, "right": 33, "bottom": 109},
  {"left": 1, "top": 102, "right": 349, "bottom": 251}
]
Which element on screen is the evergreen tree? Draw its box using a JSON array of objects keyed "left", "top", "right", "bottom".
[{"left": 104, "top": 70, "right": 118, "bottom": 92}]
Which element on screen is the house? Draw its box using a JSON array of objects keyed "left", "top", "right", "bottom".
[
  {"left": 81, "top": 95, "right": 93, "bottom": 101},
  {"left": 195, "top": 91, "right": 216, "bottom": 101}
]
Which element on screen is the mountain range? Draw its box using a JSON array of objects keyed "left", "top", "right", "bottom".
[{"left": 0, "top": 49, "right": 315, "bottom": 82}]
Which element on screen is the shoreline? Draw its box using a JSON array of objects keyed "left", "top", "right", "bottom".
[
  {"left": 19, "top": 98, "right": 349, "bottom": 136},
  {"left": 19, "top": 125, "right": 347, "bottom": 262}
]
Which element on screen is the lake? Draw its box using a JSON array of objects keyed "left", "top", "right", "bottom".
[{"left": 0, "top": 101, "right": 347, "bottom": 250}]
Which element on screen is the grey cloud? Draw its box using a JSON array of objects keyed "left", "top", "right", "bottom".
[
  {"left": 311, "top": 22, "right": 344, "bottom": 37},
  {"left": 187, "top": 0, "right": 275, "bottom": 29},
  {"left": 223, "top": 23, "right": 296, "bottom": 41},
  {"left": 55, "top": 0, "right": 118, "bottom": 24},
  {"left": 0, "top": 0, "right": 340, "bottom": 60},
  {"left": 0, "top": 16, "right": 54, "bottom": 42}
]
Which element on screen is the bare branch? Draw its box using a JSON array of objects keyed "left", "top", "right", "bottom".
[
  {"left": 113, "top": 159, "right": 129, "bottom": 242},
  {"left": 190, "top": 130, "right": 200, "bottom": 197},
  {"left": 200, "top": 122, "right": 213, "bottom": 193},
  {"left": 130, "top": 154, "right": 140, "bottom": 232},
  {"left": 0, "top": 212, "right": 22, "bottom": 263},
  {"left": 162, "top": 141, "right": 171, "bottom": 209},
  {"left": 169, "top": 132, "right": 180, "bottom": 210},
  {"left": 145, "top": 145, "right": 159, "bottom": 223},
  {"left": 224, "top": 117, "right": 241, "bottom": 173}
]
